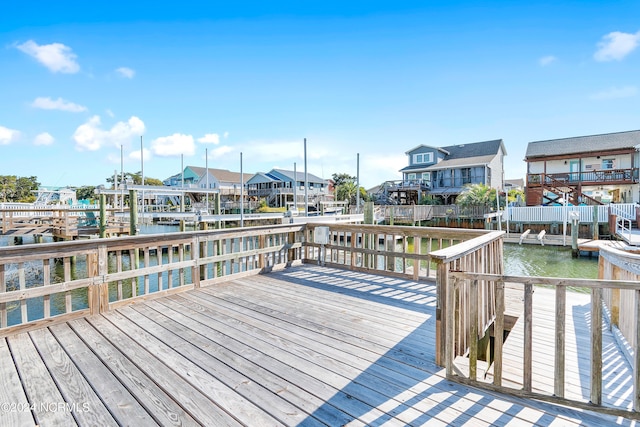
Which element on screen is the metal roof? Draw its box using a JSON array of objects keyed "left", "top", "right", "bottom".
[{"left": 525, "top": 130, "right": 640, "bottom": 159}]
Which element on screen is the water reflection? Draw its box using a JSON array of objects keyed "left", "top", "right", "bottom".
[{"left": 503, "top": 243, "right": 598, "bottom": 279}]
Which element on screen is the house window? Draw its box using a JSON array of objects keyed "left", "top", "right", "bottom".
[
  {"left": 602, "top": 159, "right": 615, "bottom": 170},
  {"left": 421, "top": 172, "right": 430, "bottom": 182},
  {"left": 461, "top": 168, "right": 471, "bottom": 184},
  {"left": 413, "top": 153, "right": 433, "bottom": 164},
  {"left": 408, "top": 173, "right": 416, "bottom": 180}
]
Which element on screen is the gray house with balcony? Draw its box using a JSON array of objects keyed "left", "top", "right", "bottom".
[{"left": 392, "top": 139, "right": 506, "bottom": 204}]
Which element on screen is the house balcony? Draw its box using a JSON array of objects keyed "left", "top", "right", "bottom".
[{"left": 527, "top": 168, "right": 639, "bottom": 188}]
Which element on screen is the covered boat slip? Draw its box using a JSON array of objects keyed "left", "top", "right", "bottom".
[{"left": 0, "top": 266, "right": 631, "bottom": 426}]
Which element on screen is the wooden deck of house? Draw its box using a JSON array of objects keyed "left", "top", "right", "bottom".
[{"left": 1, "top": 265, "right": 632, "bottom": 427}]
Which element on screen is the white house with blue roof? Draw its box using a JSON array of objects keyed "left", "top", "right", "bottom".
[{"left": 247, "top": 168, "right": 330, "bottom": 208}]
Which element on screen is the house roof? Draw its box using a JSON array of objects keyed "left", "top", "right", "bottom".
[
  {"left": 525, "top": 130, "right": 640, "bottom": 159},
  {"left": 269, "top": 169, "right": 327, "bottom": 183},
  {"left": 400, "top": 139, "right": 505, "bottom": 173},
  {"left": 184, "top": 166, "right": 254, "bottom": 183},
  {"left": 438, "top": 139, "right": 506, "bottom": 159},
  {"left": 404, "top": 144, "right": 450, "bottom": 156},
  {"left": 425, "top": 154, "right": 497, "bottom": 171}
]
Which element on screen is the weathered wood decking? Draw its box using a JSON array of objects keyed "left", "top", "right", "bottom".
[{"left": 0, "top": 265, "right": 630, "bottom": 426}]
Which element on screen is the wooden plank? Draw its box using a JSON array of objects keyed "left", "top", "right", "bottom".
[
  {"left": 84, "top": 315, "right": 241, "bottom": 427},
  {"left": 104, "top": 308, "right": 283, "bottom": 426},
  {"left": 48, "top": 322, "right": 156, "bottom": 425},
  {"left": 157, "top": 293, "right": 482, "bottom": 425},
  {"left": 0, "top": 337, "right": 35, "bottom": 427},
  {"left": 29, "top": 328, "right": 117, "bottom": 426},
  {"left": 0, "top": 308, "right": 90, "bottom": 339},
  {"left": 132, "top": 302, "right": 355, "bottom": 426},
  {"left": 65, "top": 318, "right": 200, "bottom": 426},
  {"left": 8, "top": 333, "right": 77, "bottom": 426}
]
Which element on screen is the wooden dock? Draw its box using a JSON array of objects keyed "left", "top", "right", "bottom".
[{"left": 0, "top": 266, "right": 629, "bottom": 426}]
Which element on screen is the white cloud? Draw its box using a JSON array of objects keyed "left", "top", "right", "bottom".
[
  {"left": 31, "top": 96, "right": 87, "bottom": 112},
  {"left": 116, "top": 67, "right": 135, "bottom": 79},
  {"left": 34, "top": 132, "right": 55, "bottom": 146},
  {"left": 208, "top": 145, "right": 234, "bottom": 158},
  {"left": 151, "top": 134, "right": 195, "bottom": 157},
  {"left": 244, "top": 140, "right": 324, "bottom": 163},
  {"left": 105, "top": 109, "right": 115, "bottom": 118},
  {"left": 594, "top": 31, "right": 640, "bottom": 61},
  {"left": 223, "top": 131, "right": 229, "bottom": 138},
  {"left": 539, "top": 55, "right": 557, "bottom": 66},
  {"left": 73, "top": 115, "right": 145, "bottom": 151},
  {"left": 16, "top": 40, "right": 80, "bottom": 73},
  {"left": 0, "top": 126, "right": 20, "bottom": 145},
  {"left": 589, "top": 86, "right": 638, "bottom": 100},
  {"left": 129, "top": 147, "right": 152, "bottom": 161},
  {"left": 197, "top": 133, "right": 220, "bottom": 144}
]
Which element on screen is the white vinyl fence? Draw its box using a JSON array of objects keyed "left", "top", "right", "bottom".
[{"left": 506, "top": 203, "right": 636, "bottom": 223}]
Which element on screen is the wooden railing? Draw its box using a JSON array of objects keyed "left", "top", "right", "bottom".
[
  {"left": 429, "top": 231, "right": 505, "bottom": 366},
  {"left": 444, "top": 270, "right": 640, "bottom": 418},
  {"left": 431, "top": 205, "right": 492, "bottom": 219},
  {"left": 600, "top": 245, "right": 640, "bottom": 352},
  {"left": 0, "top": 224, "right": 305, "bottom": 337},
  {"left": 527, "top": 169, "right": 639, "bottom": 186}
]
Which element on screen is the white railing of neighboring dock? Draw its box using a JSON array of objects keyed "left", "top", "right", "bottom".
[{"left": 506, "top": 203, "right": 636, "bottom": 223}]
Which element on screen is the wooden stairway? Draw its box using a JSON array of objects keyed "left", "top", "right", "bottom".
[{"left": 541, "top": 175, "right": 603, "bottom": 206}]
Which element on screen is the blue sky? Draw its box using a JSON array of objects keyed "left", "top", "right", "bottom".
[{"left": 1, "top": 1, "right": 639, "bottom": 189}]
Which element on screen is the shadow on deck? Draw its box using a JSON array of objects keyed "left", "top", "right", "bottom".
[{"left": 0, "top": 265, "right": 633, "bottom": 426}]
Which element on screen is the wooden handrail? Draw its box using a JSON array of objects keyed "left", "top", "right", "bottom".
[
  {"left": 447, "top": 270, "right": 640, "bottom": 418},
  {"left": 0, "top": 224, "right": 306, "bottom": 336}
]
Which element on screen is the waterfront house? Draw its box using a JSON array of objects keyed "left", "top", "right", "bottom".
[
  {"left": 524, "top": 130, "right": 640, "bottom": 206},
  {"left": 246, "top": 168, "right": 331, "bottom": 208},
  {"left": 163, "top": 166, "right": 253, "bottom": 207},
  {"left": 393, "top": 139, "right": 506, "bottom": 204}
]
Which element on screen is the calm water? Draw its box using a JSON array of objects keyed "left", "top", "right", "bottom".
[{"left": 503, "top": 243, "right": 598, "bottom": 279}]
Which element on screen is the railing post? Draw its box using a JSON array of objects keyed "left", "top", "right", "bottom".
[
  {"left": 493, "top": 279, "right": 504, "bottom": 387},
  {"left": 98, "top": 244, "right": 109, "bottom": 313},
  {"left": 469, "top": 279, "right": 478, "bottom": 381},
  {"left": 0, "top": 265, "right": 6, "bottom": 329},
  {"left": 591, "top": 287, "right": 603, "bottom": 405},
  {"left": 635, "top": 289, "right": 640, "bottom": 411},
  {"left": 192, "top": 236, "right": 201, "bottom": 288},
  {"left": 523, "top": 283, "right": 533, "bottom": 392},
  {"left": 435, "top": 260, "right": 448, "bottom": 366},
  {"left": 445, "top": 274, "right": 456, "bottom": 377},
  {"left": 554, "top": 285, "right": 566, "bottom": 398},
  {"left": 413, "top": 236, "right": 420, "bottom": 281},
  {"left": 259, "top": 235, "right": 266, "bottom": 270},
  {"left": 288, "top": 231, "right": 296, "bottom": 264}
]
